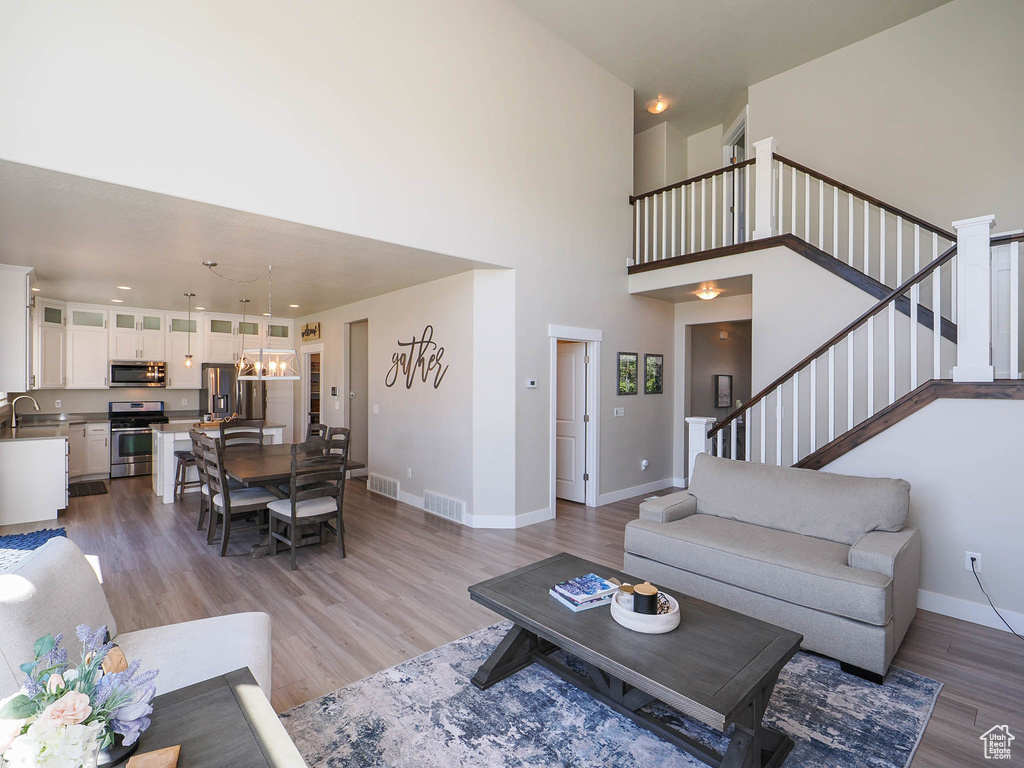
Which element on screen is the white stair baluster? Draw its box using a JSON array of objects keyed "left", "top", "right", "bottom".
[
  {"left": 744, "top": 165, "right": 751, "bottom": 243},
  {"left": 790, "top": 167, "right": 797, "bottom": 235},
  {"left": 828, "top": 346, "right": 836, "bottom": 442},
  {"left": 896, "top": 218, "right": 903, "bottom": 284},
  {"left": 867, "top": 315, "right": 875, "bottom": 416},
  {"left": 880, "top": 211, "right": 886, "bottom": 287},
  {"left": 775, "top": 385, "right": 783, "bottom": 466},
  {"left": 832, "top": 185, "right": 839, "bottom": 258},
  {"left": 777, "top": 159, "right": 784, "bottom": 234},
  {"left": 809, "top": 358, "right": 817, "bottom": 453},
  {"left": 671, "top": 187, "right": 677, "bottom": 258},
  {"left": 863, "top": 200, "right": 870, "bottom": 276},
  {"left": 818, "top": 178, "right": 824, "bottom": 248},
  {"left": 633, "top": 199, "right": 641, "bottom": 264},
  {"left": 804, "top": 173, "right": 810, "bottom": 242},
  {"left": 701, "top": 179, "right": 707, "bottom": 251},
  {"left": 847, "top": 332, "right": 854, "bottom": 430},
  {"left": 911, "top": 226, "right": 920, "bottom": 389},
  {"left": 661, "top": 192, "right": 668, "bottom": 260},
  {"left": 730, "top": 419, "right": 738, "bottom": 460},
  {"left": 744, "top": 406, "right": 751, "bottom": 461},
  {"left": 644, "top": 197, "right": 651, "bottom": 264},
  {"left": 792, "top": 373, "right": 799, "bottom": 464},
  {"left": 933, "top": 234, "right": 941, "bottom": 379},
  {"left": 732, "top": 169, "right": 739, "bottom": 245},
  {"left": 760, "top": 398, "right": 767, "bottom": 463},
  {"left": 1011, "top": 243, "right": 1020, "bottom": 379},
  {"left": 689, "top": 182, "right": 696, "bottom": 255},
  {"left": 848, "top": 194, "right": 855, "bottom": 266},
  {"left": 711, "top": 174, "right": 717, "bottom": 248},
  {"left": 888, "top": 301, "right": 897, "bottom": 404}
]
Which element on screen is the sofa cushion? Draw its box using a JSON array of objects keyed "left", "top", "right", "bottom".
[
  {"left": 116, "top": 612, "right": 272, "bottom": 697},
  {"left": 0, "top": 538, "right": 118, "bottom": 697},
  {"left": 688, "top": 454, "right": 910, "bottom": 545},
  {"left": 624, "top": 514, "right": 892, "bottom": 625}
]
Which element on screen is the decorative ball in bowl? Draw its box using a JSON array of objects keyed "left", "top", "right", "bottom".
[{"left": 610, "top": 590, "right": 681, "bottom": 634}]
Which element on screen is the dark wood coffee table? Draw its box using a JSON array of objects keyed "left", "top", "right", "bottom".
[{"left": 468, "top": 553, "right": 802, "bottom": 768}]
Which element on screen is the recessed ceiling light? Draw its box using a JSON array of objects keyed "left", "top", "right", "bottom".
[
  {"left": 194, "top": 306, "right": 205, "bottom": 310},
  {"left": 31, "top": 287, "right": 41, "bottom": 292},
  {"left": 111, "top": 299, "right": 124, "bottom": 303},
  {"left": 117, "top": 285, "right": 132, "bottom": 290},
  {"left": 262, "top": 313, "right": 271, "bottom": 317},
  {"left": 289, "top": 304, "right": 299, "bottom": 308},
  {"left": 646, "top": 97, "right": 669, "bottom": 115}
]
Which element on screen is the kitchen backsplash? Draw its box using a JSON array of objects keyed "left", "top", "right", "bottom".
[{"left": 5, "top": 389, "right": 201, "bottom": 415}]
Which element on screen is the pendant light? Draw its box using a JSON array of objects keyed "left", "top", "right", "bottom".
[
  {"left": 180, "top": 293, "right": 196, "bottom": 368},
  {"left": 237, "top": 265, "right": 299, "bottom": 381},
  {"left": 237, "top": 299, "right": 250, "bottom": 370}
]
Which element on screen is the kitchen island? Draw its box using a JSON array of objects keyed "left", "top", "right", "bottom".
[{"left": 151, "top": 420, "right": 286, "bottom": 504}]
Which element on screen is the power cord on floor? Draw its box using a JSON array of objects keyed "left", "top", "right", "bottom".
[{"left": 970, "top": 557, "right": 1024, "bottom": 642}]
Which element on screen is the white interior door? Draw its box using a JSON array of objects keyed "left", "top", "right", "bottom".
[
  {"left": 555, "top": 341, "right": 586, "bottom": 503},
  {"left": 348, "top": 320, "right": 369, "bottom": 466}
]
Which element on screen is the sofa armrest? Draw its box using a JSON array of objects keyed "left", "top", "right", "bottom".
[
  {"left": 638, "top": 491, "right": 697, "bottom": 524},
  {"left": 850, "top": 529, "right": 921, "bottom": 651},
  {"left": 849, "top": 529, "right": 918, "bottom": 576}
]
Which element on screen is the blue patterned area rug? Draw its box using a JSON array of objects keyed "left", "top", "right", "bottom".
[
  {"left": 0, "top": 528, "right": 66, "bottom": 572},
  {"left": 282, "top": 622, "right": 941, "bottom": 768}
]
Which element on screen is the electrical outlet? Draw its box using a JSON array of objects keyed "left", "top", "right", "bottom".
[
  {"left": 965, "top": 552, "right": 982, "bottom": 573},
  {"left": 613, "top": 407, "right": 625, "bottom": 418},
  {"left": 181, "top": 397, "right": 188, "bottom": 406},
  {"left": 373, "top": 404, "right": 379, "bottom": 414},
  {"left": 54, "top": 399, "right": 62, "bottom": 409},
  {"left": 641, "top": 459, "right": 649, "bottom": 471},
  {"left": 407, "top": 468, "right": 412, "bottom": 479}
]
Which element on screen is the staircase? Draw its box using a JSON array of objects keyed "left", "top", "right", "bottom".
[{"left": 629, "top": 140, "right": 1024, "bottom": 473}]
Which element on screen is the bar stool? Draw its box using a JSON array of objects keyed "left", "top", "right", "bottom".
[{"left": 173, "top": 448, "right": 202, "bottom": 500}]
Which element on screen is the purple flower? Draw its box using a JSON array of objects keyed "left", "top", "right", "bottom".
[{"left": 110, "top": 684, "right": 155, "bottom": 746}]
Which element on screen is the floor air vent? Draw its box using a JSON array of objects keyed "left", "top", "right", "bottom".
[
  {"left": 423, "top": 490, "right": 465, "bottom": 524},
  {"left": 368, "top": 473, "right": 400, "bottom": 500}
]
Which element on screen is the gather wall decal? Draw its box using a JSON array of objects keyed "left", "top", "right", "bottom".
[{"left": 385, "top": 324, "right": 449, "bottom": 389}]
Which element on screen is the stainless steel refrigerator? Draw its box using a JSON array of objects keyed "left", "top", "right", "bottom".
[{"left": 201, "top": 363, "right": 266, "bottom": 420}]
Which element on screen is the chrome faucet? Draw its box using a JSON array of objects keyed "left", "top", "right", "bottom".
[{"left": 11, "top": 395, "right": 40, "bottom": 430}]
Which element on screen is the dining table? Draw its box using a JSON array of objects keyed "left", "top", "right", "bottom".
[{"left": 221, "top": 442, "right": 365, "bottom": 558}]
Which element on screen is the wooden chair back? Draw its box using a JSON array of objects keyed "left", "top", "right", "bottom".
[
  {"left": 200, "top": 433, "right": 229, "bottom": 505},
  {"left": 325, "top": 427, "right": 350, "bottom": 460},
  {"left": 306, "top": 423, "right": 328, "bottom": 442},
  {"left": 285, "top": 443, "right": 345, "bottom": 513},
  {"left": 189, "top": 429, "right": 208, "bottom": 487},
  {"left": 221, "top": 419, "right": 265, "bottom": 448}
]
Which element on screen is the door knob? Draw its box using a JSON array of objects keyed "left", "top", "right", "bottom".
[{"left": 349, "top": 391, "right": 356, "bottom": 399}]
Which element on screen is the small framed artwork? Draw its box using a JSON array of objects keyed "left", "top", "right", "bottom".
[
  {"left": 644, "top": 354, "right": 664, "bottom": 394},
  {"left": 714, "top": 374, "right": 733, "bottom": 409},
  {"left": 617, "top": 352, "right": 638, "bottom": 395}
]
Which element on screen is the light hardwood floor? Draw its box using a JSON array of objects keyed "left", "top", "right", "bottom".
[{"left": 3, "top": 477, "right": 1021, "bottom": 767}]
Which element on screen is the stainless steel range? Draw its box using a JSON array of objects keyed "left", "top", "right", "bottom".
[{"left": 108, "top": 401, "right": 169, "bottom": 478}]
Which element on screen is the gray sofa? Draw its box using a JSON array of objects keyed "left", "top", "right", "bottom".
[{"left": 624, "top": 454, "right": 919, "bottom": 678}]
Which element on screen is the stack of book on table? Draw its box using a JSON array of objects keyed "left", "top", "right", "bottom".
[{"left": 549, "top": 573, "right": 618, "bottom": 612}]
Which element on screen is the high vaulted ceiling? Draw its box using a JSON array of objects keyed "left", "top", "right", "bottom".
[
  {"left": 508, "top": 0, "right": 949, "bottom": 136},
  {"left": 0, "top": 160, "right": 495, "bottom": 319}
]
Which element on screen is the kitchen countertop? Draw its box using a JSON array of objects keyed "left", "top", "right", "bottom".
[
  {"left": 1, "top": 410, "right": 205, "bottom": 442},
  {"left": 0, "top": 423, "right": 71, "bottom": 442},
  {"left": 151, "top": 420, "right": 286, "bottom": 434}
]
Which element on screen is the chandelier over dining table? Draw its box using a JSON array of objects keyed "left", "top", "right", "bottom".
[{"left": 203, "top": 261, "right": 300, "bottom": 380}]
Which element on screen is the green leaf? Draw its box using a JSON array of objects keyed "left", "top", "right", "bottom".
[
  {"left": 33, "top": 634, "right": 55, "bottom": 659},
  {"left": 19, "top": 660, "right": 38, "bottom": 676},
  {"left": 0, "top": 694, "right": 37, "bottom": 720}
]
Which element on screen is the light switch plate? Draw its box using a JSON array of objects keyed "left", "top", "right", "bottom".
[
  {"left": 54, "top": 399, "right": 62, "bottom": 409},
  {"left": 526, "top": 378, "right": 538, "bottom": 388},
  {"left": 613, "top": 407, "right": 625, "bottom": 417},
  {"left": 373, "top": 404, "right": 379, "bottom": 414}
]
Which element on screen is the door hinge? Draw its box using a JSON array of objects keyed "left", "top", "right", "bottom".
[
  {"left": 583, "top": 414, "right": 590, "bottom": 423},
  {"left": 584, "top": 355, "right": 590, "bottom": 364},
  {"left": 583, "top": 473, "right": 589, "bottom": 482}
]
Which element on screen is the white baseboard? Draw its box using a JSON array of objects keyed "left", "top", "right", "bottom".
[
  {"left": 464, "top": 507, "right": 555, "bottom": 529},
  {"left": 397, "top": 489, "right": 424, "bottom": 510},
  {"left": 917, "top": 589, "right": 1024, "bottom": 634},
  {"left": 348, "top": 468, "right": 368, "bottom": 478},
  {"left": 595, "top": 478, "right": 677, "bottom": 507}
]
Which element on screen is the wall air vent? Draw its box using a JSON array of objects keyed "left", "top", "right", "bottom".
[
  {"left": 368, "top": 473, "right": 400, "bottom": 500},
  {"left": 423, "top": 490, "right": 465, "bottom": 524}
]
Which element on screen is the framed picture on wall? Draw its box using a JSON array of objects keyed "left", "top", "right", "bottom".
[
  {"left": 617, "top": 352, "right": 638, "bottom": 395},
  {"left": 714, "top": 374, "right": 733, "bottom": 409},
  {"left": 644, "top": 354, "right": 663, "bottom": 394}
]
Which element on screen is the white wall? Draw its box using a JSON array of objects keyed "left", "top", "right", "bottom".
[
  {"left": 686, "top": 124, "right": 724, "bottom": 177},
  {"left": 824, "top": 398, "right": 1024, "bottom": 630},
  {"left": 633, "top": 122, "right": 688, "bottom": 195},
  {"left": 0, "top": 0, "right": 675, "bottom": 519},
  {"left": 749, "top": 0, "right": 1024, "bottom": 230}
]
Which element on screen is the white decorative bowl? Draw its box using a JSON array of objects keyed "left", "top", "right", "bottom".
[{"left": 610, "top": 591, "right": 681, "bottom": 634}]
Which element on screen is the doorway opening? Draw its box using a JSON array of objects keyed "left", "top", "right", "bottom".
[
  {"left": 300, "top": 342, "right": 324, "bottom": 441},
  {"left": 346, "top": 319, "right": 369, "bottom": 475},
  {"left": 722, "top": 106, "right": 748, "bottom": 244},
  {"left": 548, "top": 325, "right": 601, "bottom": 511},
  {"left": 685, "top": 320, "right": 752, "bottom": 459}
]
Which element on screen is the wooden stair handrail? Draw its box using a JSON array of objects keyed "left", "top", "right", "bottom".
[
  {"left": 773, "top": 154, "right": 956, "bottom": 242},
  {"left": 629, "top": 159, "right": 755, "bottom": 204},
  {"left": 707, "top": 231, "right": 1024, "bottom": 438}
]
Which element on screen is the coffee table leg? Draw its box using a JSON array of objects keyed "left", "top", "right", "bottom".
[
  {"left": 721, "top": 677, "right": 792, "bottom": 768},
  {"left": 472, "top": 624, "right": 538, "bottom": 690}
]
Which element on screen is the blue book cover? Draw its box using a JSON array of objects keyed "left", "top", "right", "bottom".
[
  {"left": 553, "top": 573, "right": 617, "bottom": 603},
  {"left": 549, "top": 589, "right": 612, "bottom": 612}
]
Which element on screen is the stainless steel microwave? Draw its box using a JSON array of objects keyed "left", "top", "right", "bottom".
[{"left": 109, "top": 361, "right": 166, "bottom": 388}]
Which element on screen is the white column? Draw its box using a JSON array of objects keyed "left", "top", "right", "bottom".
[
  {"left": 685, "top": 416, "right": 716, "bottom": 482},
  {"left": 752, "top": 137, "right": 778, "bottom": 240},
  {"left": 952, "top": 214, "right": 996, "bottom": 382}
]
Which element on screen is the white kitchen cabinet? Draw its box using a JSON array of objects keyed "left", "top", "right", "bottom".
[
  {"left": 33, "top": 299, "right": 66, "bottom": 389},
  {"left": 66, "top": 305, "right": 109, "bottom": 389},
  {"left": 109, "top": 309, "right": 165, "bottom": 361},
  {"left": 166, "top": 313, "right": 202, "bottom": 389},
  {"left": 0, "top": 265, "right": 33, "bottom": 393},
  {"left": 266, "top": 320, "right": 294, "bottom": 350},
  {"left": 266, "top": 383, "right": 295, "bottom": 442},
  {"left": 68, "top": 424, "right": 86, "bottom": 478},
  {"left": 204, "top": 314, "right": 259, "bottom": 364},
  {"left": 85, "top": 423, "right": 110, "bottom": 476}
]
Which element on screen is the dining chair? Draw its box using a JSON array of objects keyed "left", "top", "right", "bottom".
[
  {"left": 306, "top": 423, "right": 328, "bottom": 442},
  {"left": 267, "top": 444, "right": 348, "bottom": 570},
  {"left": 201, "top": 433, "right": 277, "bottom": 557},
  {"left": 325, "top": 426, "right": 350, "bottom": 457},
  {"left": 189, "top": 430, "right": 210, "bottom": 532},
  {"left": 220, "top": 419, "right": 265, "bottom": 448}
]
